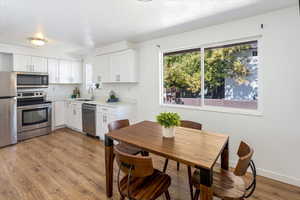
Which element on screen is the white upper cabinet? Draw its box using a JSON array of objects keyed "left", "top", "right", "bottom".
[
  {"left": 31, "top": 56, "right": 48, "bottom": 73},
  {"left": 93, "top": 54, "right": 110, "bottom": 83},
  {"left": 93, "top": 49, "right": 138, "bottom": 83},
  {"left": 109, "top": 49, "right": 137, "bottom": 83},
  {"left": 13, "top": 54, "right": 48, "bottom": 73},
  {"left": 71, "top": 61, "right": 83, "bottom": 84},
  {"left": 48, "top": 58, "right": 60, "bottom": 83},
  {"left": 48, "top": 58, "right": 82, "bottom": 84},
  {"left": 59, "top": 60, "right": 72, "bottom": 83},
  {"left": 13, "top": 54, "right": 32, "bottom": 72}
]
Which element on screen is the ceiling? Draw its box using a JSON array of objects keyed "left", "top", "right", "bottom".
[{"left": 0, "top": 0, "right": 297, "bottom": 52}]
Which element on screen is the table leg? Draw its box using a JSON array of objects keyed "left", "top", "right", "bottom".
[
  {"left": 221, "top": 141, "right": 229, "bottom": 170},
  {"left": 105, "top": 135, "right": 114, "bottom": 198},
  {"left": 199, "top": 168, "right": 213, "bottom": 200}
]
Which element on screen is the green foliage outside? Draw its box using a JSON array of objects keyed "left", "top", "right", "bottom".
[
  {"left": 156, "top": 112, "right": 181, "bottom": 128},
  {"left": 163, "top": 44, "right": 252, "bottom": 97}
]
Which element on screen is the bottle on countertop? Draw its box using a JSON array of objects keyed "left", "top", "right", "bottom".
[{"left": 72, "top": 87, "right": 81, "bottom": 99}]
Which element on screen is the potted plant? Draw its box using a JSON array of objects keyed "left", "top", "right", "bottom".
[{"left": 156, "top": 112, "right": 181, "bottom": 138}]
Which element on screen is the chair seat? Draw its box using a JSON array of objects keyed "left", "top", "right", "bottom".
[
  {"left": 115, "top": 143, "right": 142, "bottom": 155},
  {"left": 119, "top": 169, "right": 171, "bottom": 200},
  {"left": 192, "top": 169, "right": 246, "bottom": 199}
]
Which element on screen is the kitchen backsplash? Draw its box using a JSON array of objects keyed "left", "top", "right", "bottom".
[
  {"left": 80, "top": 83, "right": 138, "bottom": 103},
  {"left": 46, "top": 85, "right": 80, "bottom": 101}
]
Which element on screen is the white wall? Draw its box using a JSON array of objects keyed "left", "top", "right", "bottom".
[{"left": 134, "top": 6, "right": 300, "bottom": 186}]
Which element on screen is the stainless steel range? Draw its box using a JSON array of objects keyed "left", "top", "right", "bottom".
[{"left": 17, "top": 91, "right": 52, "bottom": 141}]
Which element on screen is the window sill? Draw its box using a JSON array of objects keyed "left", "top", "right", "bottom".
[{"left": 160, "top": 103, "right": 263, "bottom": 117}]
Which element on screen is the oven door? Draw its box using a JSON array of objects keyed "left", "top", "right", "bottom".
[
  {"left": 17, "top": 104, "right": 52, "bottom": 132},
  {"left": 17, "top": 73, "right": 49, "bottom": 88}
]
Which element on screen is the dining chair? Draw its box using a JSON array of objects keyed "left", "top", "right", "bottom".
[
  {"left": 192, "top": 141, "right": 256, "bottom": 200},
  {"left": 115, "top": 148, "right": 171, "bottom": 200},
  {"left": 108, "top": 119, "right": 146, "bottom": 156},
  {"left": 162, "top": 120, "right": 202, "bottom": 200}
]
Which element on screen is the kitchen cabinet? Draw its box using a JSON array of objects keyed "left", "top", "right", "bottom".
[
  {"left": 48, "top": 59, "right": 82, "bottom": 84},
  {"left": 93, "top": 49, "right": 138, "bottom": 84},
  {"left": 59, "top": 60, "right": 72, "bottom": 83},
  {"left": 13, "top": 54, "right": 32, "bottom": 72},
  {"left": 31, "top": 56, "right": 48, "bottom": 73},
  {"left": 65, "top": 101, "right": 82, "bottom": 132},
  {"left": 48, "top": 58, "right": 60, "bottom": 83},
  {"left": 53, "top": 101, "right": 65, "bottom": 127},
  {"left": 71, "top": 61, "right": 83, "bottom": 84},
  {"left": 13, "top": 54, "right": 48, "bottom": 73},
  {"left": 93, "top": 54, "right": 110, "bottom": 83},
  {"left": 96, "top": 107, "right": 111, "bottom": 140},
  {"left": 109, "top": 49, "right": 137, "bottom": 83}
]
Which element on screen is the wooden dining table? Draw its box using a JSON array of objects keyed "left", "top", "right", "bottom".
[{"left": 105, "top": 121, "right": 229, "bottom": 200}]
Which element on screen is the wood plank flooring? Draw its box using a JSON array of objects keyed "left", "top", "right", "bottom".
[{"left": 0, "top": 128, "right": 299, "bottom": 200}]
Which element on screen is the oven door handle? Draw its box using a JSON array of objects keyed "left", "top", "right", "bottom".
[{"left": 17, "top": 104, "right": 52, "bottom": 110}]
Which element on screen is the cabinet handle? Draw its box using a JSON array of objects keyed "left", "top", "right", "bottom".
[
  {"left": 73, "top": 109, "right": 76, "bottom": 115},
  {"left": 103, "top": 115, "right": 107, "bottom": 123},
  {"left": 116, "top": 75, "right": 120, "bottom": 82}
]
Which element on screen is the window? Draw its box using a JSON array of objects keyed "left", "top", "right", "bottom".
[
  {"left": 161, "top": 40, "right": 259, "bottom": 111},
  {"left": 85, "top": 64, "right": 93, "bottom": 89}
]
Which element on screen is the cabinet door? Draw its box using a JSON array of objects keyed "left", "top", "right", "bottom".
[
  {"left": 72, "top": 61, "right": 82, "bottom": 84},
  {"left": 65, "top": 102, "right": 72, "bottom": 127},
  {"left": 109, "top": 50, "right": 137, "bottom": 82},
  {"left": 94, "top": 55, "right": 110, "bottom": 83},
  {"left": 48, "top": 58, "right": 60, "bottom": 83},
  {"left": 32, "top": 56, "right": 48, "bottom": 73},
  {"left": 109, "top": 53, "right": 121, "bottom": 82},
  {"left": 73, "top": 103, "right": 82, "bottom": 131},
  {"left": 13, "top": 54, "right": 32, "bottom": 72},
  {"left": 59, "top": 60, "right": 72, "bottom": 83},
  {"left": 54, "top": 101, "right": 65, "bottom": 127}
]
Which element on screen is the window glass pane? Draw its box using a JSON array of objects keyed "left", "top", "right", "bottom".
[
  {"left": 204, "top": 41, "right": 258, "bottom": 110},
  {"left": 163, "top": 49, "right": 202, "bottom": 106}
]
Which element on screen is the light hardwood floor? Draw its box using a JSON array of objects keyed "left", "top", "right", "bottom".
[{"left": 0, "top": 129, "right": 299, "bottom": 200}]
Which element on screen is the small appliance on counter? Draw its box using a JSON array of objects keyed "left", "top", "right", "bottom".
[
  {"left": 17, "top": 91, "right": 52, "bottom": 141},
  {"left": 106, "top": 90, "right": 119, "bottom": 103},
  {"left": 0, "top": 72, "right": 17, "bottom": 148}
]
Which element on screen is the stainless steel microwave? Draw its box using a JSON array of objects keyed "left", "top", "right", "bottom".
[{"left": 17, "top": 72, "right": 49, "bottom": 88}]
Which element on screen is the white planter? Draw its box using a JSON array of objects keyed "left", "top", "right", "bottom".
[{"left": 162, "top": 127, "right": 175, "bottom": 138}]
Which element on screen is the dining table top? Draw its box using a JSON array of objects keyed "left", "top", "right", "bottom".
[{"left": 106, "top": 120, "right": 229, "bottom": 170}]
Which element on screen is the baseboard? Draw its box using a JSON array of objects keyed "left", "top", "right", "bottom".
[
  {"left": 229, "top": 160, "right": 300, "bottom": 187},
  {"left": 256, "top": 168, "right": 300, "bottom": 187}
]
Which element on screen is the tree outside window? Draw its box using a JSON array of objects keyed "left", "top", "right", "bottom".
[{"left": 162, "top": 40, "right": 258, "bottom": 110}]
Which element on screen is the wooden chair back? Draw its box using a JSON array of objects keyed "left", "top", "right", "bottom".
[
  {"left": 234, "top": 141, "right": 254, "bottom": 176},
  {"left": 108, "top": 119, "right": 129, "bottom": 132},
  {"left": 114, "top": 148, "right": 154, "bottom": 178},
  {"left": 180, "top": 120, "right": 202, "bottom": 130}
]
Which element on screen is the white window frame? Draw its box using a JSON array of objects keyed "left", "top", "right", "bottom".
[{"left": 159, "top": 36, "right": 263, "bottom": 116}]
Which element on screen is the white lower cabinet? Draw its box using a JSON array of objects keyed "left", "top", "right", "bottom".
[
  {"left": 96, "top": 105, "right": 132, "bottom": 140},
  {"left": 53, "top": 101, "right": 133, "bottom": 139},
  {"left": 65, "top": 101, "right": 82, "bottom": 132},
  {"left": 54, "top": 101, "right": 65, "bottom": 127}
]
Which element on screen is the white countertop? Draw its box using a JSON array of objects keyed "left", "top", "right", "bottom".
[{"left": 55, "top": 98, "right": 135, "bottom": 108}]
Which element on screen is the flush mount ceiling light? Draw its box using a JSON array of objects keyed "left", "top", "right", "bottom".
[{"left": 28, "top": 37, "right": 48, "bottom": 47}]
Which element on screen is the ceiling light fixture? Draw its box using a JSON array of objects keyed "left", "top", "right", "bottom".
[{"left": 28, "top": 37, "right": 48, "bottom": 47}]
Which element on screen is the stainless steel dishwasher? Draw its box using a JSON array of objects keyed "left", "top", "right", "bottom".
[{"left": 82, "top": 103, "right": 96, "bottom": 136}]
